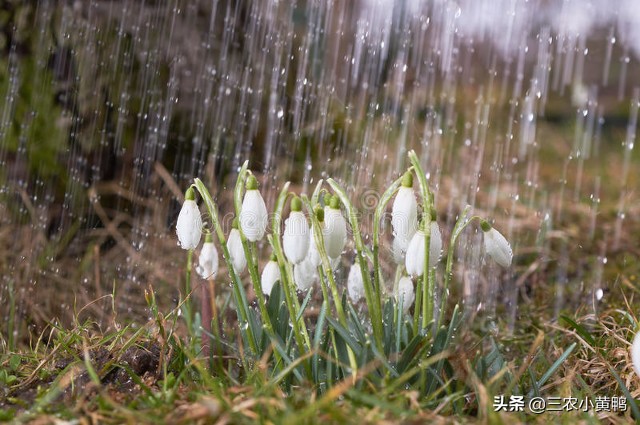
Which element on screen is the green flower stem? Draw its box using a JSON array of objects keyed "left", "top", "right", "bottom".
[
  {"left": 326, "top": 179, "right": 384, "bottom": 354},
  {"left": 423, "top": 229, "right": 432, "bottom": 332},
  {"left": 270, "top": 184, "right": 311, "bottom": 356},
  {"left": 412, "top": 273, "right": 422, "bottom": 333},
  {"left": 301, "top": 195, "right": 358, "bottom": 378},
  {"left": 193, "top": 177, "right": 259, "bottom": 355},
  {"left": 438, "top": 208, "right": 477, "bottom": 329},
  {"left": 207, "top": 277, "right": 222, "bottom": 372},
  {"left": 426, "top": 268, "right": 436, "bottom": 327},
  {"left": 311, "top": 179, "right": 325, "bottom": 204},
  {"left": 267, "top": 234, "right": 309, "bottom": 352},
  {"left": 267, "top": 184, "right": 312, "bottom": 368},
  {"left": 183, "top": 249, "right": 194, "bottom": 334},
  {"left": 232, "top": 167, "right": 276, "bottom": 342},
  {"left": 316, "top": 265, "right": 331, "bottom": 308},
  {"left": 408, "top": 151, "right": 433, "bottom": 332},
  {"left": 372, "top": 171, "right": 408, "bottom": 321},
  {"left": 393, "top": 265, "right": 403, "bottom": 295}
]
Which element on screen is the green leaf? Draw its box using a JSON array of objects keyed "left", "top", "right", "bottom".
[
  {"left": 526, "top": 342, "right": 576, "bottom": 398},
  {"left": 313, "top": 301, "right": 329, "bottom": 381},
  {"left": 560, "top": 315, "right": 596, "bottom": 347},
  {"left": 397, "top": 331, "right": 430, "bottom": 373},
  {"left": 326, "top": 316, "right": 363, "bottom": 356},
  {"left": 9, "top": 354, "right": 20, "bottom": 371},
  {"left": 607, "top": 362, "right": 640, "bottom": 419}
]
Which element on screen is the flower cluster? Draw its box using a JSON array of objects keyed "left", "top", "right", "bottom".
[
  {"left": 175, "top": 157, "right": 513, "bottom": 327},
  {"left": 171, "top": 152, "right": 517, "bottom": 402}
]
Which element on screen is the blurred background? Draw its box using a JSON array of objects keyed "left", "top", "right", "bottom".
[{"left": 1, "top": 0, "right": 639, "bottom": 347}]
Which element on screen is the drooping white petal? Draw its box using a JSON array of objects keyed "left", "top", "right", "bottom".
[
  {"left": 395, "top": 276, "right": 415, "bottom": 313},
  {"left": 391, "top": 186, "right": 418, "bottom": 243},
  {"left": 483, "top": 228, "right": 513, "bottom": 268},
  {"left": 261, "top": 260, "right": 281, "bottom": 296},
  {"left": 294, "top": 259, "right": 317, "bottom": 291},
  {"left": 324, "top": 207, "right": 347, "bottom": 258},
  {"left": 632, "top": 332, "right": 640, "bottom": 379},
  {"left": 239, "top": 189, "right": 268, "bottom": 241},
  {"left": 197, "top": 242, "right": 219, "bottom": 279},
  {"left": 283, "top": 211, "right": 310, "bottom": 264},
  {"left": 429, "top": 222, "right": 443, "bottom": 269},
  {"left": 176, "top": 199, "right": 202, "bottom": 250},
  {"left": 392, "top": 236, "right": 407, "bottom": 265},
  {"left": 306, "top": 227, "right": 322, "bottom": 268},
  {"left": 405, "top": 230, "right": 425, "bottom": 277},
  {"left": 227, "top": 228, "right": 247, "bottom": 273},
  {"left": 347, "top": 262, "right": 365, "bottom": 303}
]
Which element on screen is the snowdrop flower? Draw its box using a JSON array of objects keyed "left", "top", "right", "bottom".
[
  {"left": 324, "top": 196, "right": 347, "bottom": 259},
  {"left": 228, "top": 219, "right": 247, "bottom": 273},
  {"left": 347, "top": 261, "right": 365, "bottom": 303},
  {"left": 305, "top": 206, "right": 324, "bottom": 268},
  {"left": 261, "top": 255, "right": 281, "bottom": 296},
  {"left": 631, "top": 332, "right": 640, "bottom": 378},
  {"left": 306, "top": 228, "right": 322, "bottom": 268},
  {"left": 405, "top": 229, "right": 424, "bottom": 277},
  {"left": 197, "top": 233, "right": 218, "bottom": 279},
  {"left": 391, "top": 172, "right": 418, "bottom": 251},
  {"left": 239, "top": 175, "right": 268, "bottom": 241},
  {"left": 395, "top": 276, "right": 415, "bottom": 313},
  {"left": 405, "top": 220, "right": 442, "bottom": 277},
  {"left": 429, "top": 210, "right": 443, "bottom": 267},
  {"left": 283, "top": 196, "right": 310, "bottom": 264},
  {"left": 481, "top": 221, "right": 513, "bottom": 268},
  {"left": 294, "top": 259, "right": 317, "bottom": 291},
  {"left": 176, "top": 187, "right": 202, "bottom": 250}
]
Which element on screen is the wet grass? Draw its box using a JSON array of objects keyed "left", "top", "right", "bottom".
[
  {"left": 1, "top": 283, "right": 639, "bottom": 424},
  {"left": 2, "top": 194, "right": 640, "bottom": 425}
]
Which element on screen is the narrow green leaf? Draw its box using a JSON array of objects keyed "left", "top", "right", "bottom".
[
  {"left": 326, "top": 316, "right": 363, "bottom": 355},
  {"left": 536, "top": 342, "right": 576, "bottom": 390},
  {"left": 607, "top": 362, "right": 640, "bottom": 419},
  {"left": 560, "top": 315, "right": 596, "bottom": 347}
]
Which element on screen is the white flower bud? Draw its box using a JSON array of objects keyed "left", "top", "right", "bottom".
[
  {"left": 391, "top": 184, "right": 418, "bottom": 245},
  {"left": 481, "top": 222, "right": 513, "bottom": 268},
  {"left": 228, "top": 227, "right": 247, "bottom": 273},
  {"left": 306, "top": 228, "right": 322, "bottom": 268},
  {"left": 405, "top": 222, "right": 443, "bottom": 276},
  {"left": 395, "top": 276, "right": 415, "bottom": 312},
  {"left": 176, "top": 189, "right": 202, "bottom": 250},
  {"left": 283, "top": 198, "right": 310, "bottom": 264},
  {"left": 429, "top": 222, "right": 443, "bottom": 268},
  {"left": 632, "top": 332, "right": 640, "bottom": 379},
  {"left": 347, "top": 261, "right": 365, "bottom": 303},
  {"left": 294, "top": 259, "right": 317, "bottom": 291},
  {"left": 324, "top": 198, "right": 347, "bottom": 259},
  {"left": 197, "top": 236, "right": 218, "bottom": 279},
  {"left": 405, "top": 230, "right": 425, "bottom": 277},
  {"left": 261, "top": 259, "right": 281, "bottom": 296},
  {"left": 239, "top": 175, "right": 268, "bottom": 242}
]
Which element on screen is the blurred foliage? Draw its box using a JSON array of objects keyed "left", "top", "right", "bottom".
[
  {"left": 0, "top": 1, "right": 67, "bottom": 182},
  {"left": 0, "top": 56, "right": 67, "bottom": 179}
]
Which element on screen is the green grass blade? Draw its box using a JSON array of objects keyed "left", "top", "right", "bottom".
[
  {"left": 560, "top": 315, "right": 596, "bottom": 346},
  {"left": 536, "top": 342, "right": 576, "bottom": 390}
]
